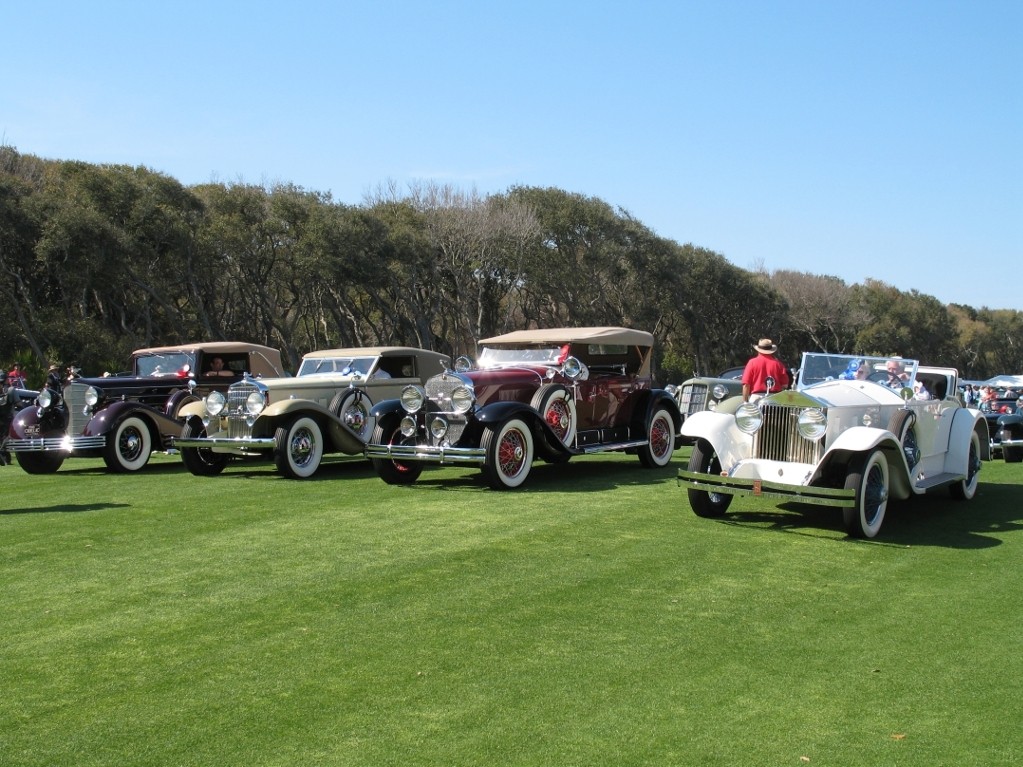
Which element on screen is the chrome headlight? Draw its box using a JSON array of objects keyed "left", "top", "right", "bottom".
[
  {"left": 430, "top": 417, "right": 449, "bottom": 439},
  {"left": 797, "top": 408, "right": 827, "bottom": 442},
  {"left": 454, "top": 356, "right": 472, "bottom": 373},
  {"left": 401, "top": 385, "right": 426, "bottom": 413},
  {"left": 84, "top": 386, "right": 101, "bottom": 406},
  {"left": 400, "top": 416, "right": 417, "bottom": 437},
  {"left": 735, "top": 402, "right": 764, "bottom": 434},
  {"left": 563, "top": 356, "right": 584, "bottom": 379},
  {"left": 450, "top": 385, "right": 474, "bottom": 414},
  {"left": 206, "top": 390, "right": 226, "bottom": 416},
  {"left": 246, "top": 390, "right": 266, "bottom": 415},
  {"left": 712, "top": 383, "right": 729, "bottom": 400},
  {"left": 37, "top": 389, "right": 54, "bottom": 409}
]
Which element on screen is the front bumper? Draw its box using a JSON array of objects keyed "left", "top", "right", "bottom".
[
  {"left": 364, "top": 443, "right": 485, "bottom": 465},
  {"left": 7, "top": 435, "right": 106, "bottom": 453},
  {"left": 677, "top": 469, "right": 856, "bottom": 508}
]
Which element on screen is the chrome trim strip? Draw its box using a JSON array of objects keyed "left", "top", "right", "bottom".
[{"left": 8, "top": 435, "right": 106, "bottom": 452}]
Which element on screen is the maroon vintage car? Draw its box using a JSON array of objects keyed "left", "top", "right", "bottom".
[
  {"left": 364, "top": 327, "right": 682, "bottom": 489},
  {"left": 8, "top": 342, "right": 283, "bottom": 473}
]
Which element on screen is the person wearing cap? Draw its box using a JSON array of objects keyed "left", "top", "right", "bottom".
[{"left": 741, "top": 338, "right": 790, "bottom": 402}]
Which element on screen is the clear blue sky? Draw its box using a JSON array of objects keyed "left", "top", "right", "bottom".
[{"left": 4, "top": 1, "right": 1020, "bottom": 310}]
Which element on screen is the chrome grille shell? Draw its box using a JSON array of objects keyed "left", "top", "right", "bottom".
[
  {"left": 423, "top": 374, "right": 472, "bottom": 445},
  {"left": 65, "top": 382, "right": 91, "bottom": 435},
  {"left": 678, "top": 383, "right": 708, "bottom": 416},
  {"left": 753, "top": 402, "right": 826, "bottom": 465},
  {"left": 226, "top": 381, "right": 262, "bottom": 439}
]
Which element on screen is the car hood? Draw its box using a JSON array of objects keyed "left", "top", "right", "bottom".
[{"left": 771, "top": 380, "right": 906, "bottom": 409}]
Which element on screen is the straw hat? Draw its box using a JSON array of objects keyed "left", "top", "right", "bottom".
[{"left": 753, "top": 338, "right": 778, "bottom": 354}]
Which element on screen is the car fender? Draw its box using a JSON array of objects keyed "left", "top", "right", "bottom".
[
  {"left": 256, "top": 399, "right": 361, "bottom": 453},
  {"left": 812, "top": 426, "right": 914, "bottom": 500},
  {"left": 83, "top": 401, "right": 179, "bottom": 444},
  {"left": 680, "top": 410, "right": 753, "bottom": 468},
  {"left": 996, "top": 411, "right": 1023, "bottom": 438},
  {"left": 641, "top": 390, "right": 683, "bottom": 436},
  {"left": 947, "top": 408, "right": 990, "bottom": 469},
  {"left": 369, "top": 398, "right": 404, "bottom": 419},
  {"left": 177, "top": 399, "right": 208, "bottom": 420},
  {"left": 10, "top": 404, "right": 67, "bottom": 439}
]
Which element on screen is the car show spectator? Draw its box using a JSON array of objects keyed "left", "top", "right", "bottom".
[{"left": 741, "top": 338, "right": 790, "bottom": 402}]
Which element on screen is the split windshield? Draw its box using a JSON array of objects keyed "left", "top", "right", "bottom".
[
  {"left": 297, "top": 356, "right": 377, "bottom": 377},
  {"left": 797, "top": 353, "right": 919, "bottom": 390}
]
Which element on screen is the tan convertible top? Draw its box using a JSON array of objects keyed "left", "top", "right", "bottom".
[
  {"left": 301, "top": 346, "right": 448, "bottom": 360},
  {"left": 480, "top": 327, "right": 653, "bottom": 347}
]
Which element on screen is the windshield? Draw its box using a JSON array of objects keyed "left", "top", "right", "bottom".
[
  {"left": 134, "top": 352, "right": 194, "bottom": 377},
  {"left": 297, "top": 356, "right": 377, "bottom": 377},
  {"left": 798, "top": 353, "right": 919, "bottom": 390},
  {"left": 478, "top": 345, "right": 568, "bottom": 368}
]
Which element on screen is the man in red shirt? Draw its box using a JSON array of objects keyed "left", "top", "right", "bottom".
[{"left": 742, "top": 338, "right": 790, "bottom": 402}]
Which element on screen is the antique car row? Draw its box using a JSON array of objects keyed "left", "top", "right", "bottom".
[{"left": 4, "top": 335, "right": 1003, "bottom": 539}]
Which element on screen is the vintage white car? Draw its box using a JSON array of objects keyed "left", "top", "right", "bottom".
[
  {"left": 174, "top": 346, "right": 449, "bottom": 479},
  {"left": 677, "top": 352, "right": 989, "bottom": 538}
]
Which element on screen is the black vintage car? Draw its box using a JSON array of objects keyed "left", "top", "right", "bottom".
[
  {"left": 979, "top": 397, "right": 1021, "bottom": 458},
  {"left": 8, "top": 342, "right": 283, "bottom": 473},
  {"left": 993, "top": 403, "right": 1023, "bottom": 462}
]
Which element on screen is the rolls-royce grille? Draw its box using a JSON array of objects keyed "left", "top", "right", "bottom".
[
  {"left": 754, "top": 404, "right": 824, "bottom": 464},
  {"left": 227, "top": 383, "right": 260, "bottom": 438},
  {"left": 679, "top": 384, "right": 708, "bottom": 416}
]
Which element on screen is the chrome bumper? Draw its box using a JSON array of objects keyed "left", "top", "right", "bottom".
[
  {"left": 7, "top": 435, "right": 106, "bottom": 452},
  {"left": 172, "top": 436, "right": 274, "bottom": 451},
  {"left": 677, "top": 469, "right": 856, "bottom": 508},
  {"left": 364, "top": 443, "right": 485, "bottom": 465}
]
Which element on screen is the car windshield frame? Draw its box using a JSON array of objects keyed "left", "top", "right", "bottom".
[
  {"left": 296, "top": 356, "right": 378, "bottom": 377},
  {"left": 797, "top": 352, "right": 919, "bottom": 391}
]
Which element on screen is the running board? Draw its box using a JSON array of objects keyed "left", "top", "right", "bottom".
[
  {"left": 577, "top": 439, "right": 650, "bottom": 455},
  {"left": 913, "top": 472, "right": 965, "bottom": 490}
]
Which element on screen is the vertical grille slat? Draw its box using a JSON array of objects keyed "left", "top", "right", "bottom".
[
  {"left": 65, "top": 382, "right": 89, "bottom": 435},
  {"left": 425, "top": 376, "right": 468, "bottom": 444},
  {"left": 679, "top": 384, "right": 708, "bottom": 416},
  {"left": 227, "top": 383, "right": 259, "bottom": 438},
  {"left": 754, "top": 404, "right": 824, "bottom": 464}
]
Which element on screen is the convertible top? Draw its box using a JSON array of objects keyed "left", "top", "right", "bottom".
[{"left": 480, "top": 327, "right": 653, "bottom": 347}]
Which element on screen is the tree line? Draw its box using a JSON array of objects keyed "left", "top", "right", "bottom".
[{"left": 2, "top": 145, "right": 1021, "bottom": 388}]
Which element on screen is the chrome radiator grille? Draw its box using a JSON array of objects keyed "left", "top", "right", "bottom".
[
  {"left": 226, "top": 382, "right": 259, "bottom": 438},
  {"left": 753, "top": 404, "right": 825, "bottom": 464},
  {"left": 425, "top": 376, "right": 468, "bottom": 444},
  {"left": 678, "top": 383, "right": 708, "bottom": 416},
  {"left": 65, "top": 382, "right": 90, "bottom": 435}
]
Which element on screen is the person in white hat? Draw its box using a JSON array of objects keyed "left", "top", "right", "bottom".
[{"left": 741, "top": 338, "right": 790, "bottom": 402}]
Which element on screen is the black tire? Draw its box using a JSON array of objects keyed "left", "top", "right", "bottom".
[
  {"left": 888, "top": 410, "right": 919, "bottom": 471},
  {"left": 370, "top": 414, "right": 423, "bottom": 485},
  {"left": 843, "top": 449, "right": 889, "bottom": 538},
  {"left": 530, "top": 384, "right": 576, "bottom": 447},
  {"left": 273, "top": 415, "right": 324, "bottom": 479},
  {"left": 687, "top": 441, "right": 732, "bottom": 518},
  {"left": 1003, "top": 444, "right": 1023, "bottom": 463},
  {"left": 15, "top": 450, "right": 65, "bottom": 474},
  {"left": 950, "top": 429, "right": 982, "bottom": 500},
  {"left": 638, "top": 407, "right": 676, "bottom": 468},
  {"left": 103, "top": 415, "right": 153, "bottom": 472},
  {"left": 481, "top": 418, "right": 534, "bottom": 490},
  {"left": 179, "top": 418, "right": 229, "bottom": 476},
  {"left": 330, "top": 389, "right": 374, "bottom": 443}
]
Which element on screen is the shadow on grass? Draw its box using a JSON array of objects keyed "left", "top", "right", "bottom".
[
  {"left": 1, "top": 502, "right": 132, "bottom": 516},
  {"left": 695, "top": 480, "right": 1023, "bottom": 549}
]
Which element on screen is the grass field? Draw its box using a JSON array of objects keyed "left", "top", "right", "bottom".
[{"left": 2, "top": 449, "right": 1021, "bottom": 766}]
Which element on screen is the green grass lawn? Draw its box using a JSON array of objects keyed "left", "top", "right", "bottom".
[{"left": 2, "top": 450, "right": 1021, "bottom": 766}]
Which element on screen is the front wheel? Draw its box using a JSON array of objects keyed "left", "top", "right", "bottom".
[
  {"left": 687, "top": 441, "right": 732, "bottom": 517},
  {"left": 950, "top": 429, "right": 982, "bottom": 500},
  {"left": 638, "top": 407, "right": 676, "bottom": 468},
  {"left": 103, "top": 415, "right": 153, "bottom": 472},
  {"left": 843, "top": 449, "right": 889, "bottom": 538},
  {"left": 180, "top": 418, "right": 229, "bottom": 476},
  {"left": 16, "top": 450, "right": 65, "bottom": 474},
  {"left": 274, "top": 416, "right": 324, "bottom": 479},
  {"left": 481, "top": 418, "right": 534, "bottom": 490},
  {"left": 370, "top": 414, "right": 423, "bottom": 485}
]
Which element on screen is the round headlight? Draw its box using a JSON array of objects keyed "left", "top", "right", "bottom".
[
  {"left": 37, "top": 389, "right": 54, "bottom": 409},
  {"left": 712, "top": 383, "right": 729, "bottom": 400},
  {"left": 430, "top": 417, "right": 449, "bottom": 439},
  {"left": 401, "top": 385, "right": 425, "bottom": 413},
  {"left": 206, "top": 390, "right": 226, "bottom": 416},
  {"left": 246, "top": 390, "right": 265, "bottom": 415},
  {"left": 735, "top": 402, "right": 764, "bottom": 435},
  {"left": 563, "top": 356, "right": 583, "bottom": 379},
  {"left": 454, "top": 356, "right": 472, "bottom": 373},
  {"left": 450, "top": 385, "right": 474, "bottom": 414},
  {"left": 84, "top": 386, "right": 101, "bottom": 406},
  {"left": 400, "top": 416, "right": 417, "bottom": 437},
  {"left": 797, "top": 408, "right": 827, "bottom": 442}
]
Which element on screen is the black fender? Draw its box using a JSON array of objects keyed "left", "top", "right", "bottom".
[
  {"left": 477, "top": 400, "right": 576, "bottom": 460},
  {"left": 369, "top": 398, "right": 405, "bottom": 420},
  {"left": 631, "top": 389, "right": 684, "bottom": 444},
  {"left": 10, "top": 402, "right": 69, "bottom": 438},
  {"left": 996, "top": 412, "right": 1023, "bottom": 436}
]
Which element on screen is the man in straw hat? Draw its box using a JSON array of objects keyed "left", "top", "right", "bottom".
[{"left": 742, "top": 338, "right": 790, "bottom": 402}]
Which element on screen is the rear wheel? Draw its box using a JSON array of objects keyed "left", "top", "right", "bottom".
[
  {"left": 481, "top": 418, "right": 534, "bottom": 490},
  {"left": 180, "top": 418, "right": 228, "bottom": 476},
  {"left": 638, "top": 407, "right": 675, "bottom": 468},
  {"left": 103, "top": 415, "right": 152, "bottom": 472},
  {"left": 687, "top": 441, "right": 732, "bottom": 517},
  {"left": 370, "top": 414, "right": 423, "bottom": 485},
  {"left": 950, "top": 429, "right": 982, "bottom": 500},
  {"left": 274, "top": 416, "right": 323, "bottom": 479},
  {"left": 843, "top": 449, "right": 889, "bottom": 538}
]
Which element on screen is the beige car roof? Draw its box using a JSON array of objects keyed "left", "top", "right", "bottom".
[
  {"left": 131, "top": 342, "right": 284, "bottom": 376},
  {"left": 480, "top": 327, "right": 653, "bottom": 347},
  {"left": 301, "top": 347, "right": 448, "bottom": 360}
]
